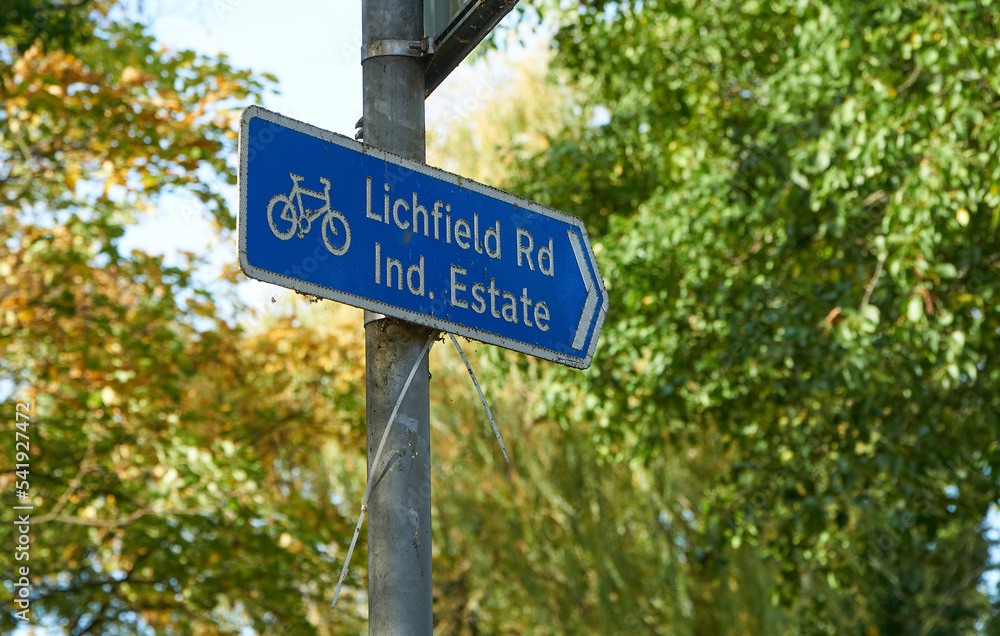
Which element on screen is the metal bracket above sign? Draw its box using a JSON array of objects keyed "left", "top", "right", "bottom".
[{"left": 423, "top": 0, "right": 520, "bottom": 97}]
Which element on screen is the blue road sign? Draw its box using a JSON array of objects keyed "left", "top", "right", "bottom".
[{"left": 238, "top": 106, "right": 607, "bottom": 369}]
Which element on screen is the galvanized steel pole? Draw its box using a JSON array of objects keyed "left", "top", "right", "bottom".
[{"left": 361, "top": 0, "right": 434, "bottom": 633}]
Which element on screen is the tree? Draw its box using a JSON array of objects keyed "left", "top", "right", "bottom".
[
  {"left": 0, "top": 0, "right": 101, "bottom": 56},
  {"left": 1, "top": 4, "right": 369, "bottom": 634},
  {"left": 502, "top": 0, "right": 1000, "bottom": 632},
  {"left": 425, "top": 45, "right": 793, "bottom": 636}
]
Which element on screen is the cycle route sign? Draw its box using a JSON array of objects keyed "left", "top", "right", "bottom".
[{"left": 238, "top": 106, "right": 607, "bottom": 369}]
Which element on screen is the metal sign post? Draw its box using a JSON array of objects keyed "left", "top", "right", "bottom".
[{"left": 361, "top": 0, "right": 433, "bottom": 633}]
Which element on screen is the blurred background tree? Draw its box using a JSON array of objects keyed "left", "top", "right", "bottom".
[
  {"left": 1, "top": 2, "right": 368, "bottom": 633},
  {"left": 476, "top": 0, "right": 1000, "bottom": 633}
]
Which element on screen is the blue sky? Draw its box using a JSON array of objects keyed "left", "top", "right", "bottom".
[{"left": 152, "top": 0, "right": 364, "bottom": 135}]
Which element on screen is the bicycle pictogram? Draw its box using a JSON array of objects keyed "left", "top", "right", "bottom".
[{"left": 267, "top": 173, "right": 351, "bottom": 256}]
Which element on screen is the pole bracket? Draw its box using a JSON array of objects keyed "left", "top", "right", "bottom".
[{"left": 362, "top": 38, "right": 434, "bottom": 62}]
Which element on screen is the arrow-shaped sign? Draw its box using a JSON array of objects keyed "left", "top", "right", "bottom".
[{"left": 238, "top": 106, "right": 608, "bottom": 368}]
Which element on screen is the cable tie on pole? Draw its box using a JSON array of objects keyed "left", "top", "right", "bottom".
[
  {"left": 332, "top": 332, "right": 436, "bottom": 610},
  {"left": 448, "top": 333, "right": 509, "bottom": 466}
]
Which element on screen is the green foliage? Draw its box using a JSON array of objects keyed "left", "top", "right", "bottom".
[
  {"left": 0, "top": 0, "right": 102, "bottom": 55},
  {"left": 501, "top": 0, "right": 1000, "bottom": 632},
  {"left": 426, "top": 44, "right": 795, "bottom": 636},
  {"left": 428, "top": 352, "right": 790, "bottom": 635}
]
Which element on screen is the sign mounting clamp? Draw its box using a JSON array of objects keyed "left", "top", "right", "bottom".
[{"left": 362, "top": 39, "right": 434, "bottom": 62}]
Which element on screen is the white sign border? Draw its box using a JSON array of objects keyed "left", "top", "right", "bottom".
[{"left": 238, "top": 105, "right": 608, "bottom": 370}]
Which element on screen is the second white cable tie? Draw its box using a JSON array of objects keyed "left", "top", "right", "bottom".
[{"left": 448, "top": 333, "right": 509, "bottom": 466}]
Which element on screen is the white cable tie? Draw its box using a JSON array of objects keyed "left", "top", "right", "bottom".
[
  {"left": 331, "top": 507, "right": 365, "bottom": 609},
  {"left": 448, "top": 333, "right": 509, "bottom": 466},
  {"left": 331, "top": 333, "right": 435, "bottom": 610}
]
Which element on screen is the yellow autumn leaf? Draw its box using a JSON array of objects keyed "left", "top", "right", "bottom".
[
  {"left": 121, "top": 65, "right": 145, "bottom": 85},
  {"left": 66, "top": 164, "right": 81, "bottom": 191}
]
